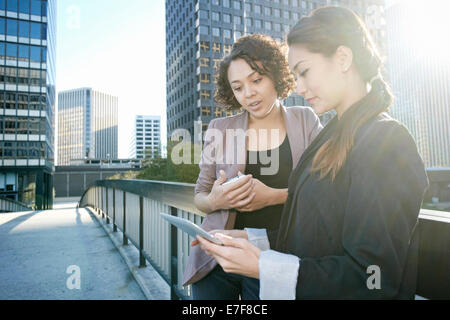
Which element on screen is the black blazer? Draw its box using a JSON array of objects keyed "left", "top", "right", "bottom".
[{"left": 276, "top": 112, "right": 429, "bottom": 299}]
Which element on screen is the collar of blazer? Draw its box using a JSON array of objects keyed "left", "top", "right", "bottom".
[
  {"left": 277, "top": 115, "right": 339, "bottom": 249},
  {"left": 223, "top": 105, "right": 305, "bottom": 176}
]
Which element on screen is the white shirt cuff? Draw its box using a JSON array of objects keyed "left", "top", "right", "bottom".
[
  {"left": 245, "top": 228, "right": 270, "bottom": 251},
  {"left": 259, "top": 250, "right": 300, "bottom": 300}
]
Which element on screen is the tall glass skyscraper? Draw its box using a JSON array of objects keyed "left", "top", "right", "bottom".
[
  {"left": 165, "top": 0, "right": 386, "bottom": 138},
  {"left": 0, "top": 0, "right": 56, "bottom": 209},
  {"left": 58, "top": 88, "right": 119, "bottom": 166},
  {"left": 386, "top": 1, "right": 449, "bottom": 168}
]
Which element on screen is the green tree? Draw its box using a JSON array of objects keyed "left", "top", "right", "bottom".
[
  {"left": 136, "top": 140, "right": 200, "bottom": 183},
  {"left": 107, "top": 170, "right": 140, "bottom": 180},
  {"left": 137, "top": 155, "right": 170, "bottom": 181}
]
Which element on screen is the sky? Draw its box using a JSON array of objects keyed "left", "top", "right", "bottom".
[{"left": 56, "top": 0, "right": 166, "bottom": 160}]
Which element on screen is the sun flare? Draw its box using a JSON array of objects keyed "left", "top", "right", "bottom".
[{"left": 395, "top": 0, "right": 450, "bottom": 62}]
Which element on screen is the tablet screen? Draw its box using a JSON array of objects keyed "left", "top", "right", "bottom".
[{"left": 160, "top": 213, "right": 223, "bottom": 245}]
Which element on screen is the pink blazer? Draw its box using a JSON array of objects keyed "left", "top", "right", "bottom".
[{"left": 182, "top": 105, "right": 323, "bottom": 286}]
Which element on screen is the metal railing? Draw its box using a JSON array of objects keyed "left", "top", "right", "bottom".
[
  {"left": 0, "top": 196, "right": 34, "bottom": 213},
  {"left": 78, "top": 179, "right": 204, "bottom": 300},
  {"left": 79, "top": 179, "right": 450, "bottom": 300}
]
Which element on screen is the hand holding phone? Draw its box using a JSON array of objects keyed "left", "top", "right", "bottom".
[
  {"left": 222, "top": 173, "right": 245, "bottom": 186},
  {"left": 207, "top": 170, "right": 255, "bottom": 211}
]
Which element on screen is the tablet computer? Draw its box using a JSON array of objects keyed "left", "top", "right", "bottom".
[{"left": 160, "top": 212, "right": 223, "bottom": 245}]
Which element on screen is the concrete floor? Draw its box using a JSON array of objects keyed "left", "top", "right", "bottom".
[{"left": 0, "top": 201, "right": 146, "bottom": 300}]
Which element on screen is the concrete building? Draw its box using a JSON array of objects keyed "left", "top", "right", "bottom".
[
  {"left": 0, "top": 0, "right": 56, "bottom": 209},
  {"left": 386, "top": 0, "right": 449, "bottom": 167},
  {"left": 53, "top": 163, "right": 142, "bottom": 198},
  {"left": 165, "top": 0, "right": 386, "bottom": 137},
  {"left": 57, "top": 88, "right": 119, "bottom": 166},
  {"left": 129, "top": 115, "right": 161, "bottom": 159}
]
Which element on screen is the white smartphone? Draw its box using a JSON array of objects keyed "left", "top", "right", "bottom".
[
  {"left": 222, "top": 174, "right": 245, "bottom": 186},
  {"left": 160, "top": 212, "right": 223, "bottom": 245}
]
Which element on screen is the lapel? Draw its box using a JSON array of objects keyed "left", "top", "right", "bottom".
[
  {"left": 289, "top": 116, "right": 338, "bottom": 191},
  {"left": 277, "top": 116, "right": 338, "bottom": 247},
  {"left": 228, "top": 106, "right": 304, "bottom": 176},
  {"left": 223, "top": 111, "right": 248, "bottom": 177},
  {"left": 222, "top": 111, "right": 248, "bottom": 229},
  {"left": 282, "top": 106, "right": 303, "bottom": 168}
]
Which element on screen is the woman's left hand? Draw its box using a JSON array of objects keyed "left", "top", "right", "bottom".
[
  {"left": 196, "top": 233, "right": 261, "bottom": 279},
  {"left": 235, "top": 178, "right": 273, "bottom": 212}
]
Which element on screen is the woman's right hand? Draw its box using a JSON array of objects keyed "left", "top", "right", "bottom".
[
  {"left": 191, "top": 229, "right": 248, "bottom": 247},
  {"left": 207, "top": 170, "right": 256, "bottom": 211}
]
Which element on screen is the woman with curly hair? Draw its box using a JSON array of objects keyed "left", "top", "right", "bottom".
[
  {"left": 196, "top": 7, "right": 429, "bottom": 299},
  {"left": 182, "top": 34, "right": 323, "bottom": 299}
]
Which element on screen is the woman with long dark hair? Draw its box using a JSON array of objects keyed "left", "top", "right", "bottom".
[{"left": 196, "top": 6, "right": 429, "bottom": 299}]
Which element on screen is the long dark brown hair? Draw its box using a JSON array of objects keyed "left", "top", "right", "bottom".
[{"left": 287, "top": 6, "right": 394, "bottom": 181}]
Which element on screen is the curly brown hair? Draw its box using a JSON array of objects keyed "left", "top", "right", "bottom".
[{"left": 214, "top": 34, "right": 296, "bottom": 110}]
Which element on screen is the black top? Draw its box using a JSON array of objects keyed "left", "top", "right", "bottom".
[
  {"left": 234, "top": 136, "right": 292, "bottom": 234},
  {"left": 275, "top": 111, "right": 429, "bottom": 299}
]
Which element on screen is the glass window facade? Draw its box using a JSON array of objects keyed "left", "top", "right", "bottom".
[
  {"left": 19, "top": 0, "right": 30, "bottom": 14},
  {"left": 0, "top": 0, "right": 55, "bottom": 209},
  {"left": 166, "top": 0, "right": 387, "bottom": 139},
  {"left": 223, "top": 29, "right": 231, "bottom": 38},
  {"left": 199, "top": 25, "right": 209, "bottom": 35},
  {"left": 7, "top": 0, "right": 18, "bottom": 12},
  {"left": 30, "top": 0, "right": 42, "bottom": 16},
  {"left": 7, "top": 18, "right": 17, "bottom": 36},
  {"left": 19, "top": 20, "right": 29, "bottom": 37},
  {"left": 0, "top": 18, "right": 5, "bottom": 34}
]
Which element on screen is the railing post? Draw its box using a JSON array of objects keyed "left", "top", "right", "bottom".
[
  {"left": 105, "top": 187, "right": 110, "bottom": 224},
  {"left": 170, "top": 206, "right": 179, "bottom": 300},
  {"left": 123, "top": 191, "right": 128, "bottom": 245},
  {"left": 139, "top": 196, "right": 146, "bottom": 267},
  {"left": 113, "top": 188, "right": 117, "bottom": 232},
  {"left": 101, "top": 187, "right": 104, "bottom": 219}
]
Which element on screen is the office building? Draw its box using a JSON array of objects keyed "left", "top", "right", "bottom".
[
  {"left": 129, "top": 115, "right": 161, "bottom": 159},
  {"left": 54, "top": 161, "right": 143, "bottom": 198},
  {"left": 166, "top": 0, "right": 386, "bottom": 138},
  {"left": 386, "top": 1, "right": 449, "bottom": 167},
  {"left": 0, "top": 0, "right": 56, "bottom": 209},
  {"left": 58, "top": 88, "right": 118, "bottom": 166}
]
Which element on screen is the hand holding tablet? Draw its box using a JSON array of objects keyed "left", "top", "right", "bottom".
[{"left": 160, "top": 212, "right": 224, "bottom": 245}]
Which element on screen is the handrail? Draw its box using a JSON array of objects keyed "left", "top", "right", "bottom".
[
  {"left": 81, "top": 179, "right": 204, "bottom": 217},
  {"left": 0, "top": 196, "right": 34, "bottom": 213},
  {"left": 79, "top": 179, "right": 203, "bottom": 300},
  {"left": 79, "top": 179, "right": 450, "bottom": 300}
]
